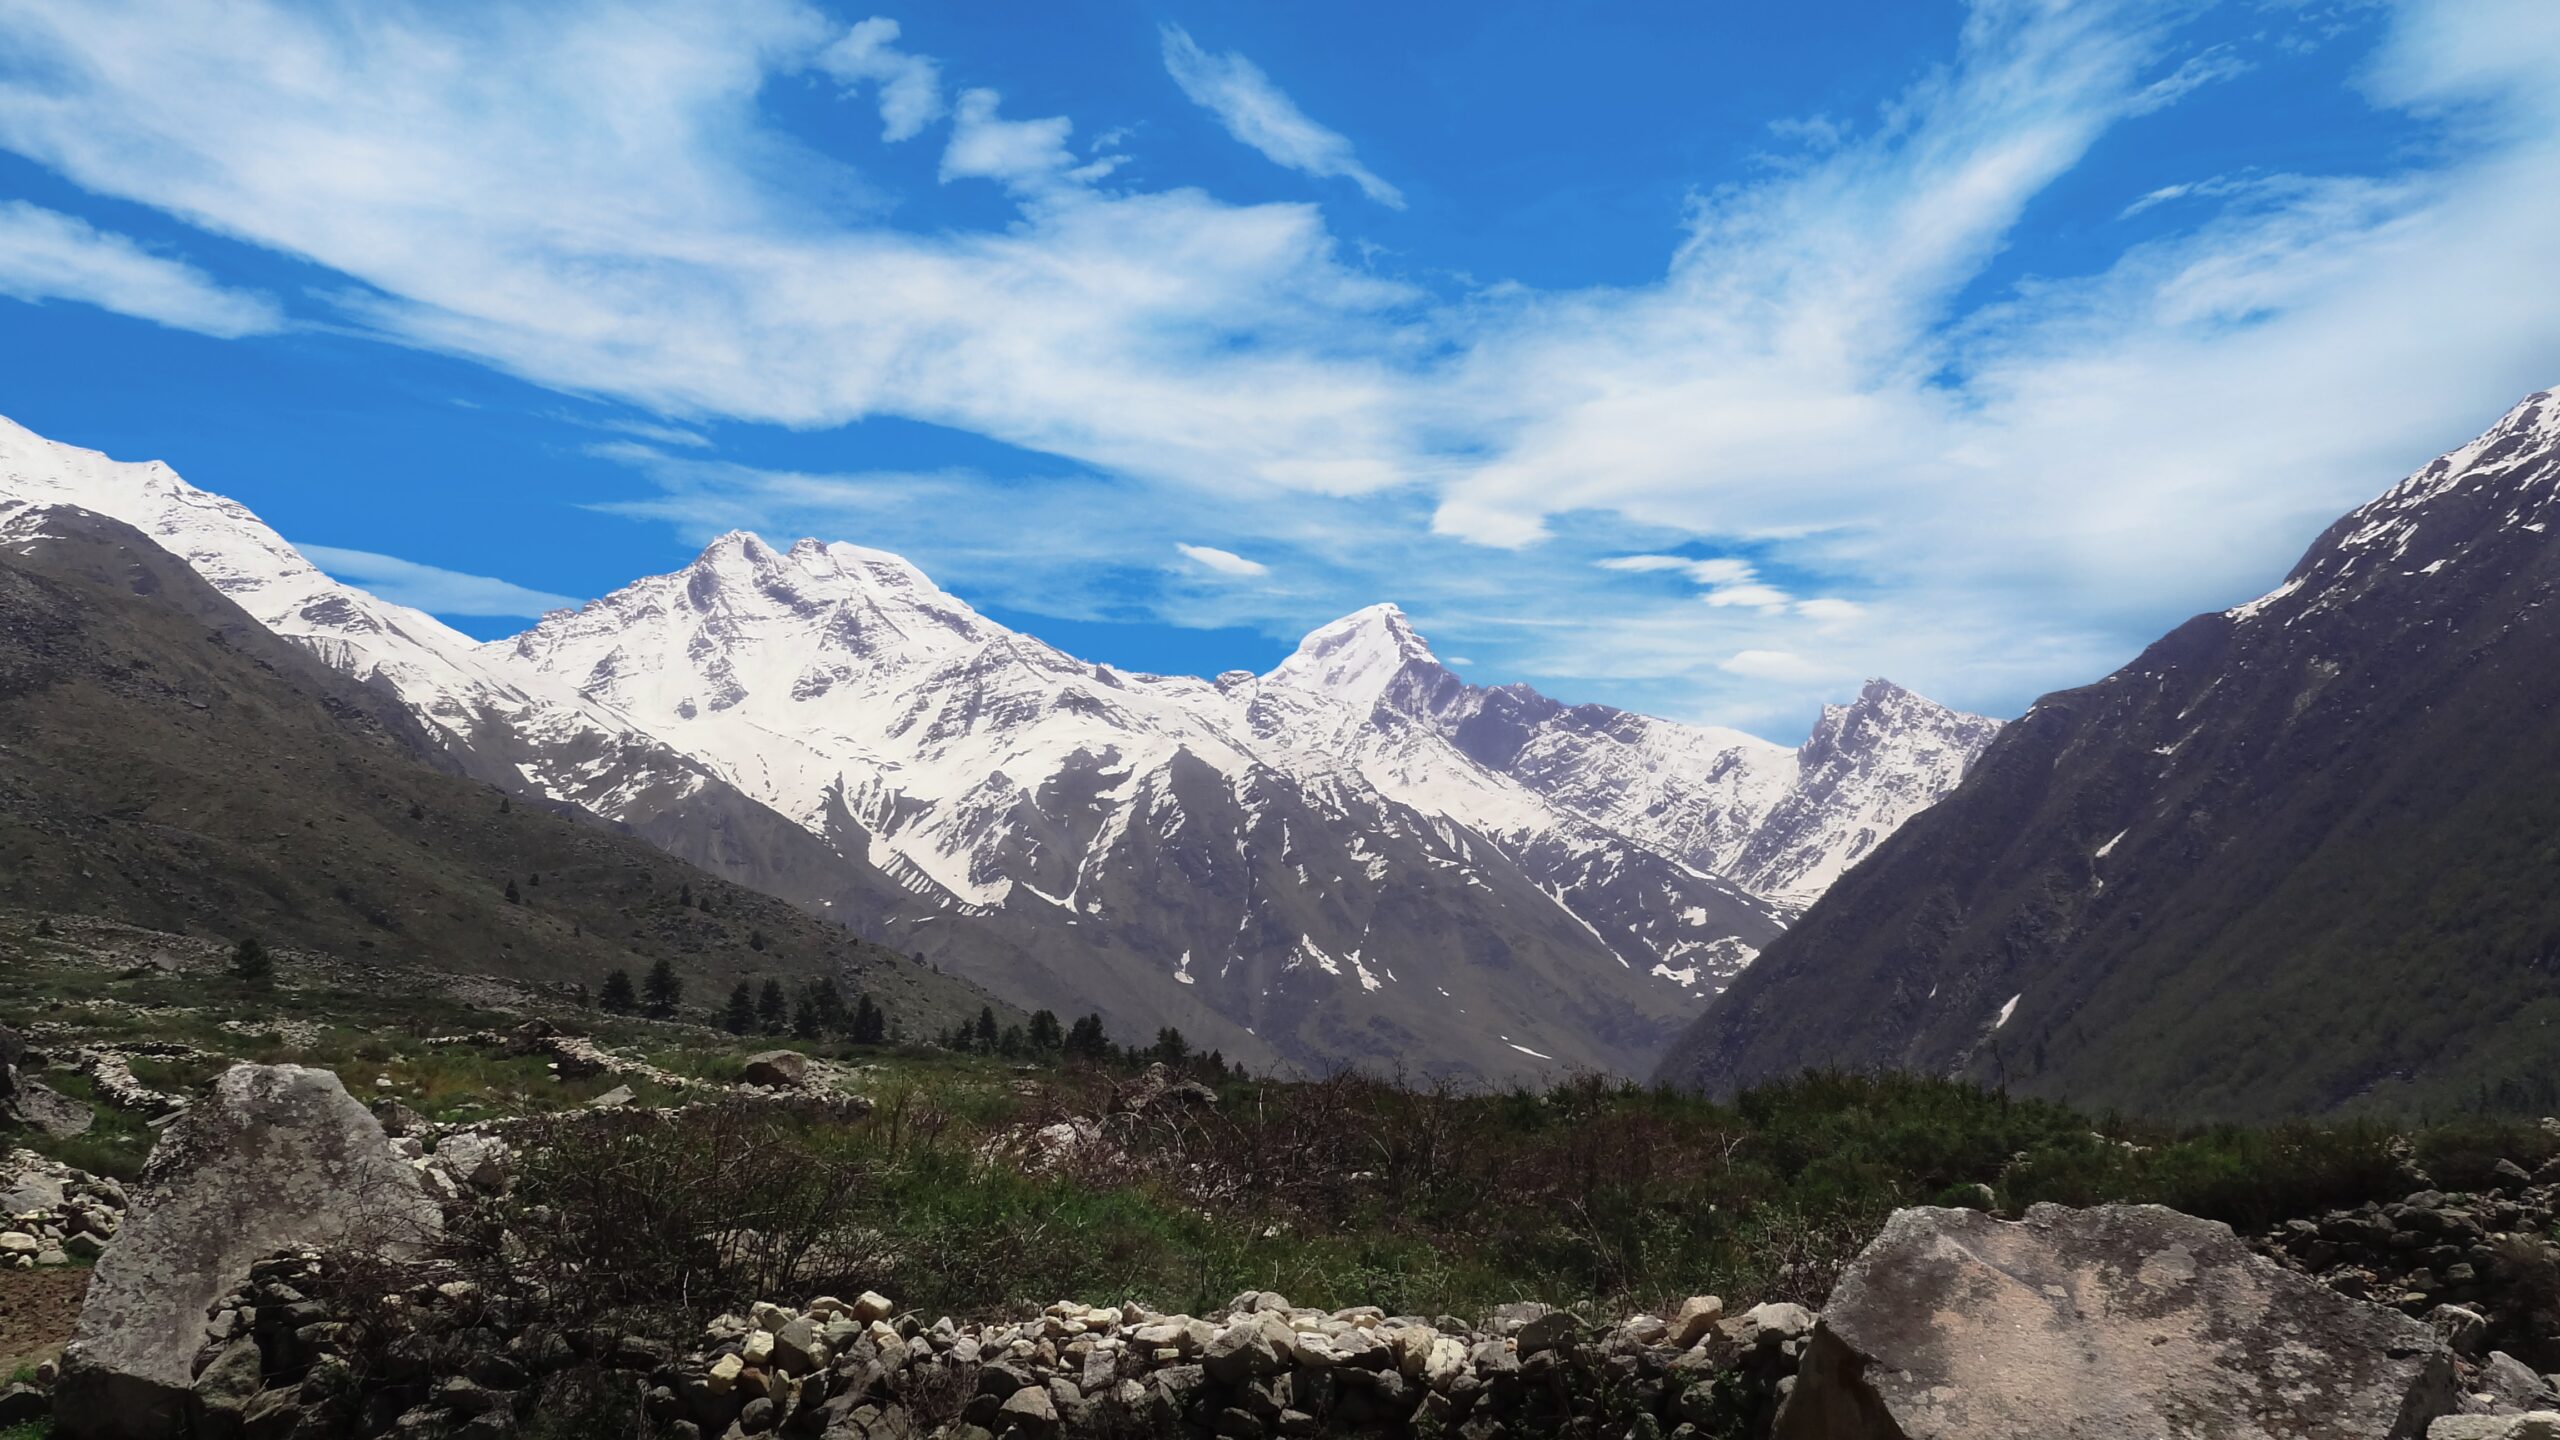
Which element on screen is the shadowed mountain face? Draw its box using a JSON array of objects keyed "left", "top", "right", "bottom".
[
  {"left": 1657, "top": 390, "right": 2560, "bottom": 1121},
  {"left": 0, "top": 504, "right": 1006, "bottom": 1036},
  {"left": 0, "top": 413, "right": 1995, "bottom": 1083}
]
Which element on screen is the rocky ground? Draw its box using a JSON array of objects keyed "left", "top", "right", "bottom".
[{"left": 14, "top": 918, "right": 2560, "bottom": 1437}]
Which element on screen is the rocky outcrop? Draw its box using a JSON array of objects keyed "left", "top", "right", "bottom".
[
  {"left": 1780, "top": 1203, "right": 2458, "bottom": 1440},
  {"left": 2257, "top": 1168, "right": 2560, "bottom": 1374},
  {"left": 1, "top": 1148, "right": 125, "bottom": 1268},
  {"left": 54, "top": 1064, "right": 442, "bottom": 1440}
]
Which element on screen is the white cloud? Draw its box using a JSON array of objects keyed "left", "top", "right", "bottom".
[
  {"left": 0, "top": 200, "right": 281, "bottom": 337},
  {"left": 1160, "top": 25, "right": 1403, "bottom": 209},
  {"left": 1176, "top": 543, "right": 1269, "bottom": 577},
  {"left": 815, "top": 17, "right": 943, "bottom": 142},
  {"left": 0, "top": 0, "right": 2555, "bottom": 734},
  {"left": 940, "top": 88, "right": 1104, "bottom": 191},
  {"left": 297, "top": 545, "right": 578, "bottom": 617}
]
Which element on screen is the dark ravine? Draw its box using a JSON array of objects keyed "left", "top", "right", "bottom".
[{"left": 1656, "top": 389, "right": 2560, "bottom": 1121}]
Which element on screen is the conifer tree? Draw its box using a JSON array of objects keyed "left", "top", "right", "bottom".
[
  {"left": 757, "top": 978, "right": 788, "bottom": 1034},
  {"left": 504, "top": 878, "right": 522, "bottom": 904},
  {"left": 1027, "top": 1009, "right": 1063, "bottom": 1054},
  {"left": 851, "top": 995, "right": 886, "bottom": 1045},
  {"left": 1065, "top": 1013, "right": 1110, "bottom": 1061},
  {"left": 642, "top": 959, "right": 682, "bottom": 1019},
  {"left": 973, "top": 1006, "right": 999, "bottom": 1052},
  {"left": 599, "top": 968, "right": 637, "bottom": 1014},
  {"left": 229, "top": 935, "right": 273, "bottom": 982},
  {"left": 723, "top": 981, "right": 756, "bottom": 1035}
]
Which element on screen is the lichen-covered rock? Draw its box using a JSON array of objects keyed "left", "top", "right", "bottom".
[
  {"left": 1779, "top": 1203, "right": 2458, "bottom": 1440},
  {"left": 54, "top": 1064, "right": 441, "bottom": 1440}
]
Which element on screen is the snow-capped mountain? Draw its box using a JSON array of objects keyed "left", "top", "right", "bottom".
[
  {"left": 490, "top": 532, "right": 1793, "bottom": 1077},
  {"left": 1256, "top": 606, "right": 2002, "bottom": 913},
  {"left": 1658, "top": 388, "right": 2560, "bottom": 1119},
  {"left": 0, "top": 416, "right": 934, "bottom": 930},
  {"left": 0, "top": 411, "right": 1998, "bottom": 1080}
]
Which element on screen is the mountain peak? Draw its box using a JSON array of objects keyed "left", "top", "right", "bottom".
[{"left": 1265, "top": 602, "right": 1444, "bottom": 705}]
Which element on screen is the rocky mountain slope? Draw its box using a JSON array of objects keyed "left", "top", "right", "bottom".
[
  {"left": 0, "top": 503, "right": 1002, "bottom": 1035},
  {"left": 0, "top": 413, "right": 1995, "bottom": 1081},
  {"left": 1657, "top": 389, "right": 2560, "bottom": 1120}
]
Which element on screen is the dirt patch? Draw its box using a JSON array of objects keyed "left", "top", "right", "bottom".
[{"left": 0, "top": 1265, "right": 87, "bottom": 1371}]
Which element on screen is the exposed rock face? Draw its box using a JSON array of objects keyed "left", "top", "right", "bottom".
[
  {"left": 54, "top": 1064, "right": 441, "bottom": 1440},
  {"left": 1780, "top": 1204, "right": 2458, "bottom": 1440}
]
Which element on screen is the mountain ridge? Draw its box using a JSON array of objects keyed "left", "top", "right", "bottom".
[
  {"left": 0, "top": 412, "right": 1998, "bottom": 1082},
  {"left": 1654, "top": 387, "right": 2560, "bottom": 1119}
]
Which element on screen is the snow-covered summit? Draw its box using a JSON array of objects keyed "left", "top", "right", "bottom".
[
  {"left": 1265, "top": 602, "right": 1444, "bottom": 707},
  {"left": 0, "top": 412, "right": 2001, "bottom": 1080}
]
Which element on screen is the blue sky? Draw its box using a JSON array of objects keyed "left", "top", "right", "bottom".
[{"left": 0, "top": 0, "right": 2556, "bottom": 738}]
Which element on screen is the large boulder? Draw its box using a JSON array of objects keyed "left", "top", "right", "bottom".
[
  {"left": 54, "top": 1064, "right": 442, "bottom": 1440},
  {"left": 742, "top": 1050, "right": 810, "bottom": 1089},
  {"left": 1780, "top": 1203, "right": 2457, "bottom": 1440}
]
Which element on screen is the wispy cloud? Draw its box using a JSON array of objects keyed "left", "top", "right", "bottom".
[
  {"left": 297, "top": 544, "right": 579, "bottom": 618},
  {"left": 1159, "top": 25, "right": 1403, "bottom": 209},
  {"left": 0, "top": 201, "right": 281, "bottom": 337},
  {"left": 1175, "top": 542, "right": 1270, "bottom": 578}
]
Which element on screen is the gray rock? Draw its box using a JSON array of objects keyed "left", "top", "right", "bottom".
[
  {"left": 1777, "top": 1203, "right": 2457, "bottom": 1440},
  {"left": 2434, "top": 1305, "right": 2493, "bottom": 1357},
  {"left": 587, "top": 1084, "right": 636, "bottom": 1109},
  {"left": 2431, "top": 1416, "right": 2560, "bottom": 1440},
  {"left": 1204, "top": 1316, "right": 1292, "bottom": 1385},
  {"left": 8, "top": 1078, "right": 96, "bottom": 1139},
  {"left": 370, "top": 1097, "right": 425, "bottom": 1138},
  {"left": 2479, "top": 1353, "right": 2560, "bottom": 1415},
  {"left": 54, "top": 1064, "right": 441, "bottom": 1440},
  {"left": 1514, "top": 1310, "right": 1578, "bottom": 1356},
  {"left": 741, "top": 1051, "right": 809, "bottom": 1089},
  {"left": 999, "top": 1383, "right": 1059, "bottom": 1432},
  {"left": 0, "top": 1150, "right": 69, "bottom": 1214}
]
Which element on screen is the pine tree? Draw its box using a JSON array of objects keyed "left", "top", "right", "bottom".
[
  {"left": 499, "top": 793, "right": 511, "bottom": 814},
  {"left": 642, "top": 959, "right": 682, "bottom": 1019},
  {"left": 1027, "top": 1009, "right": 1063, "bottom": 1054},
  {"left": 229, "top": 935, "right": 273, "bottom": 982},
  {"left": 748, "top": 928, "right": 768, "bottom": 953},
  {"left": 999, "top": 1024, "right": 1026, "bottom": 1058},
  {"left": 679, "top": 882, "right": 694, "bottom": 909},
  {"left": 408, "top": 801, "right": 425, "bottom": 822},
  {"left": 599, "top": 968, "right": 637, "bottom": 1014},
  {"left": 504, "top": 878, "right": 523, "bottom": 904},
  {"left": 791, "top": 987, "right": 823, "bottom": 1039},
  {"left": 1065, "top": 1013, "right": 1110, "bottom": 1061},
  {"left": 810, "top": 979, "right": 847, "bottom": 1034},
  {"left": 723, "top": 981, "right": 756, "bottom": 1035},
  {"left": 757, "top": 978, "right": 788, "bottom": 1034},
  {"left": 973, "top": 1006, "right": 999, "bottom": 1052},
  {"left": 851, "top": 995, "right": 886, "bottom": 1045}
]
